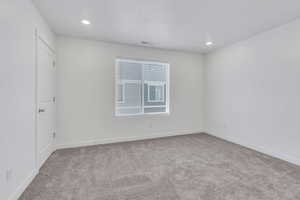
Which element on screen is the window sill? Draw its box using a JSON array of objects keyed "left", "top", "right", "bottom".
[{"left": 114, "top": 112, "right": 170, "bottom": 117}]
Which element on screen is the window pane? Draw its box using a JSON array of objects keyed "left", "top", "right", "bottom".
[
  {"left": 156, "top": 86, "right": 163, "bottom": 101},
  {"left": 148, "top": 85, "right": 164, "bottom": 102},
  {"left": 144, "top": 64, "right": 166, "bottom": 81},
  {"left": 116, "top": 61, "right": 142, "bottom": 115},
  {"left": 143, "top": 63, "right": 167, "bottom": 113},
  {"left": 149, "top": 86, "right": 156, "bottom": 101}
]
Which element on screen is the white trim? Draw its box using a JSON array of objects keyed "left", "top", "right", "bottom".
[
  {"left": 205, "top": 132, "right": 300, "bottom": 166},
  {"left": 115, "top": 111, "right": 170, "bottom": 117},
  {"left": 145, "top": 80, "right": 167, "bottom": 85},
  {"left": 141, "top": 63, "right": 145, "bottom": 112},
  {"left": 115, "top": 60, "right": 118, "bottom": 116},
  {"left": 34, "top": 29, "right": 39, "bottom": 172},
  {"left": 55, "top": 131, "right": 204, "bottom": 150},
  {"left": 144, "top": 105, "right": 166, "bottom": 108},
  {"left": 8, "top": 169, "right": 39, "bottom": 200},
  {"left": 38, "top": 142, "right": 54, "bottom": 169},
  {"left": 166, "top": 63, "right": 170, "bottom": 113},
  {"left": 116, "top": 105, "right": 168, "bottom": 109},
  {"left": 35, "top": 31, "right": 56, "bottom": 170}
]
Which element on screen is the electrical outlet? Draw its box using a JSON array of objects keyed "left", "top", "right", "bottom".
[{"left": 6, "top": 169, "right": 12, "bottom": 182}]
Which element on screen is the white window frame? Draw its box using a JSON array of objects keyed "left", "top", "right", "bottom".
[
  {"left": 115, "top": 58, "right": 170, "bottom": 116},
  {"left": 146, "top": 81, "right": 165, "bottom": 103}
]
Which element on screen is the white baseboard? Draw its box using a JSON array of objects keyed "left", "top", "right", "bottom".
[
  {"left": 55, "top": 130, "right": 203, "bottom": 150},
  {"left": 8, "top": 169, "right": 38, "bottom": 200},
  {"left": 205, "top": 132, "right": 300, "bottom": 166},
  {"left": 38, "top": 142, "right": 54, "bottom": 169}
]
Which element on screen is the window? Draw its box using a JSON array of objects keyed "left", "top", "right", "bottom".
[{"left": 115, "top": 59, "right": 169, "bottom": 116}]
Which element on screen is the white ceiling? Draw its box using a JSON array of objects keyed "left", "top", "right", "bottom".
[{"left": 33, "top": 0, "right": 300, "bottom": 53}]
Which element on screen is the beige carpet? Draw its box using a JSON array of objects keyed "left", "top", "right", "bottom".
[{"left": 20, "top": 133, "right": 300, "bottom": 200}]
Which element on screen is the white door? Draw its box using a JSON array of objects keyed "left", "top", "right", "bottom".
[{"left": 36, "top": 37, "right": 56, "bottom": 168}]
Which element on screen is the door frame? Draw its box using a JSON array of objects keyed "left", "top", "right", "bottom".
[{"left": 34, "top": 29, "right": 56, "bottom": 171}]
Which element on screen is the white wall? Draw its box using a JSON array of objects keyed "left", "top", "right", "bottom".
[
  {"left": 3, "top": 2, "right": 300, "bottom": 198},
  {"left": 56, "top": 37, "right": 204, "bottom": 148},
  {"left": 204, "top": 18, "right": 300, "bottom": 166},
  {"left": 0, "top": 0, "right": 55, "bottom": 199}
]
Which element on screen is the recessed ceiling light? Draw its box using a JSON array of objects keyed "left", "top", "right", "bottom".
[
  {"left": 205, "top": 41, "right": 213, "bottom": 46},
  {"left": 81, "top": 19, "right": 91, "bottom": 25}
]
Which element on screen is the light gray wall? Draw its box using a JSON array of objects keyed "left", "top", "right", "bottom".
[
  {"left": 56, "top": 36, "right": 204, "bottom": 147},
  {"left": 0, "top": 0, "right": 55, "bottom": 199},
  {"left": 204, "top": 18, "right": 300, "bottom": 166}
]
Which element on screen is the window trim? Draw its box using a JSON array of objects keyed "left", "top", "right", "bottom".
[{"left": 115, "top": 58, "right": 170, "bottom": 117}]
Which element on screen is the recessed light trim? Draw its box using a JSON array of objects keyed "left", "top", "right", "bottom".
[
  {"left": 205, "top": 41, "right": 213, "bottom": 46},
  {"left": 81, "top": 19, "right": 91, "bottom": 25}
]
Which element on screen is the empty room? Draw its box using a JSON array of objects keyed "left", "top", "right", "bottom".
[{"left": 2, "top": 0, "right": 300, "bottom": 199}]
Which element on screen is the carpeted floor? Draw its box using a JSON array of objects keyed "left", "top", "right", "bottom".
[{"left": 20, "top": 133, "right": 300, "bottom": 200}]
